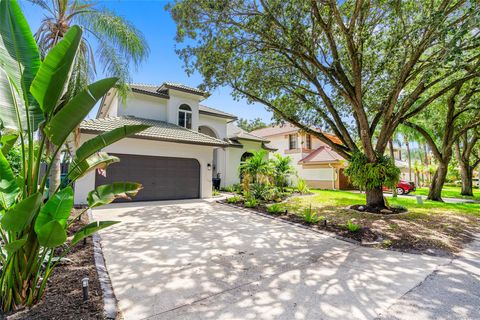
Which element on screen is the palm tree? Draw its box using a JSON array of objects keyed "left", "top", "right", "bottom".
[
  {"left": 239, "top": 150, "right": 272, "bottom": 185},
  {"left": 272, "top": 154, "right": 294, "bottom": 191},
  {"left": 29, "top": 0, "right": 149, "bottom": 194}
]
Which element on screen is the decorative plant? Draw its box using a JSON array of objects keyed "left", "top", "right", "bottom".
[
  {"left": 296, "top": 178, "right": 310, "bottom": 194},
  {"left": 272, "top": 154, "right": 294, "bottom": 191},
  {"left": 226, "top": 195, "right": 242, "bottom": 204},
  {"left": 0, "top": 1, "right": 147, "bottom": 312},
  {"left": 346, "top": 220, "right": 361, "bottom": 233},
  {"left": 266, "top": 203, "right": 284, "bottom": 214},
  {"left": 344, "top": 152, "right": 400, "bottom": 202},
  {"left": 300, "top": 205, "right": 321, "bottom": 224},
  {"left": 244, "top": 198, "right": 258, "bottom": 208}
]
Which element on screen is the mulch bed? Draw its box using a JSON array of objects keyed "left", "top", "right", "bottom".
[
  {"left": 6, "top": 214, "right": 107, "bottom": 320},
  {"left": 221, "top": 199, "right": 477, "bottom": 257},
  {"left": 226, "top": 200, "right": 380, "bottom": 243}
]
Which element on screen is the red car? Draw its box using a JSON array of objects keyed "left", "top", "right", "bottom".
[{"left": 384, "top": 180, "right": 416, "bottom": 195}]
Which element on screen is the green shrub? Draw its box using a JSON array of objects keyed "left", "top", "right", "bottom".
[
  {"left": 344, "top": 152, "right": 400, "bottom": 190},
  {"left": 346, "top": 220, "right": 361, "bottom": 232},
  {"left": 250, "top": 182, "right": 270, "bottom": 200},
  {"left": 267, "top": 203, "right": 284, "bottom": 214},
  {"left": 212, "top": 189, "right": 220, "bottom": 196},
  {"left": 296, "top": 179, "right": 310, "bottom": 194},
  {"left": 244, "top": 198, "right": 258, "bottom": 208},
  {"left": 299, "top": 205, "right": 322, "bottom": 223},
  {"left": 223, "top": 185, "right": 234, "bottom": 192},
  {"left": 227, "top": 195, "right": 242, "bottom": 204}
]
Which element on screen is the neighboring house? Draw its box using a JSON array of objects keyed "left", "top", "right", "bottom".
[
  {"left": 74, "top": 83, "right": 270, "bottom": 204},
  {"left": 251, "top": 124, "right": 352, "bottom": 190},
  {"left": 252, "top": 124, "right": 415, "bottom": 189}
]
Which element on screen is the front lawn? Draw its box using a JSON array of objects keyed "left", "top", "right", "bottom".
[
  {"left": 282, "top": 190, "right": 479, "bottom": 255},
  {"left": 412, "top": 186, "right": 480, "bottom": 201}
]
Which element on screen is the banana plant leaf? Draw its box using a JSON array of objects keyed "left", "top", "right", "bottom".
[
  {"left": 0, "top": 133, "right": 17, "bottom": 155},
  {"left": 1, "top": 192, "right": 42, "bottom": 232},
  {"left": 43, "top": 77, "right": 118, "bottom": 146},
  {"left": 4, "top": 235, "right": 27, "bottom": 254},
  {"left": 71, "top": 220, "right": 119, "bottom": 246},
  {"left": 75, "top": 125, "right": 149, "bottom": 164},
  {"left": 67, "top": 152, "right": 119, "bottom": 182},
  {"left": 0, "top": 0, "right": 42, "bottom": 131},
  {"left": 34, "top": 186, "right": 73, "bottom": 235},
  {"left": 37, "top": 220, "right": 67, "bottom": 248},
  {"left": 0, "top": 151, "right": 19, "bottom": 210},
  {"left": 30, "top": 26, "right": 82, "bottom": 115},
  {"left": 87, "top": 182, "right": 143, "bottom": 208}
]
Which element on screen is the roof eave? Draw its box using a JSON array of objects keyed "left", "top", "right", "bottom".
[
  {"left": 80, "top": 128, "right": 229, "bottom": 148},
  {"left": 199, "top": 110, "right": 237, "bottom": 120}
]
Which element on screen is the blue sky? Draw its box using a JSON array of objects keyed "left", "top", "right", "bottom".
[{"left": 19, "top": 0, "right": 273, "bottom": 122}]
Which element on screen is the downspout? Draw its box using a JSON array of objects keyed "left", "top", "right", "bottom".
[{"left": 328, "top": 163, "right": 336, "bottom": 190}]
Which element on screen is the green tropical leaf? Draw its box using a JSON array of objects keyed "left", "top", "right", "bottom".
[
  {"left": 37, "top": 220, "right": 67, "bottom": 248},
  {"left": 4, "top": 235, "right": 27, "bottom": 254},
  {"left": 1, "top": 192, "right": 42, "bottom": 232},
  {"left": 71, "top": 220, "right": 119, "bottom": 246},
  {"left": 0, "top": 151, "right": 19, "bottom": 209},
  {"left": 43, "top": 77, "right": 118, "bottom": 146},
  {"left": 75, "top": 125, "right": 149, "bottom": 164},
  {"left": 87, "top": 182, "right": 143, "bottom": 208},
  {"left": 0, "top": 0, "right": 42, "bottom": 130},
  {"left": 30, "top": 25, "right": 82, "bottom": 115},
  {"left": 0, "top": 133, "right": 17, "bottom": 155},
  {"left": 68, "top": 152, "right": 119, "bottom": 182},
  {"left": 34, "top": 186, "right": 73, "bottom": 234}
]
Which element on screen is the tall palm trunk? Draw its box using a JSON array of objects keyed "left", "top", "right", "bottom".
[{"left": 405, "top": 140, "right": 412, "bottom": 182}]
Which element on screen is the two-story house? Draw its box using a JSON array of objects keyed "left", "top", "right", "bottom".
[
  {"left": 73, "top": 82, "right": 271, "bottom": 204},
  {"left": 252, "top": 124, "right": 353, "bottom": 190}
]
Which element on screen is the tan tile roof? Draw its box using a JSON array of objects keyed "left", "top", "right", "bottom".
[
  {"left": 199, "top": 105, "right": 237, "bottom": 119},
  {"left": 298, "top": 146, "right": 344, "bottom": 164},
  {"left": 251, "top": 124, "right": 343, "bottom": 145},
  {"left": 159, "top": 82, "right": 207, "bottom": 97},
  {"left": 80, "top": 116, "right": 229, "bottom": 147}
]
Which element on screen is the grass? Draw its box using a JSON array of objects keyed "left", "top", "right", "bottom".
[
  {"left": 283, "top": 189, "right": 480, "bottom": 254},
  {"left": 412, "top": 186, "right": 480, "bottom": 201}
]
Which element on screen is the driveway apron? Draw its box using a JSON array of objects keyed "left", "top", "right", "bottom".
[{"left": 93, "top": 200, "right": 449, "bottom": 320}]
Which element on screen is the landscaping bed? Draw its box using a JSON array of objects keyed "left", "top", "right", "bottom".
[
  {"left": 6, "top": 214, "right": 107, "bottom": 320},
  {"left": 221, "top": 189, "right": 480, "bottom": 257}
]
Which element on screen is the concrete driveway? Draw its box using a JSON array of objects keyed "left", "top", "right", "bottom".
[{"left": 93, "top": 200, "right": 449, "bottom": 320}]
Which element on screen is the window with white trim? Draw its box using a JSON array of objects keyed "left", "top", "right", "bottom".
[
  {"left": 288, "top": 134, "right": 297, "bottom": 149},
  {"left": 178, "top": 104, "right": 192, "bottom": 129}
]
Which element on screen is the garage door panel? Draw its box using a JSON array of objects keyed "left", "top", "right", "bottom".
[{"left": 95, "top": 154, "right": 200, "bottom": 201}]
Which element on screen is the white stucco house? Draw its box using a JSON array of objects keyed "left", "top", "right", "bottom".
[{"left": 74, "top": 83, "right": 272, "bottom": 204}]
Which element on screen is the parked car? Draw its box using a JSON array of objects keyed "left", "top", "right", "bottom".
[{"left": 384, "top": 180, "right": 416, "bottom": 195}]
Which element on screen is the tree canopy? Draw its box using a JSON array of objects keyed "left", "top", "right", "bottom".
[{"left": 169, "top": 0, "right": 480, "bottom": 207}]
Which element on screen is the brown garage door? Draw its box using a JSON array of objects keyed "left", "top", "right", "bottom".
[{"left": 95, "top": 153, "right": 200, "bottom": 201}]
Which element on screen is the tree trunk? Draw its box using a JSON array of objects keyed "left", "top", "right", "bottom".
[
  {"left": 366, "top": 187, "right": 386, "bottom": 209},
  {"left": 389, "top": 139, "right": 397, "bottom": 197},
  {"left": 459, "top": 162, "right": 473, "bottom": 196},
  {"left": 427, "top": 161, "right": 448, "bottom": 201},
  {"left": 48, "top": 151, "right": 62, "bottom": 197}
]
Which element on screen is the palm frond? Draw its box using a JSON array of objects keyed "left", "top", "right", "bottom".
[{"left": 75, "top": 8, "right": 149, "bottom": 68}]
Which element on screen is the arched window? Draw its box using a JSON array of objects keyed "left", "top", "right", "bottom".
[{"left": 178, "top": 104, "right": 192, "bottom": 129}]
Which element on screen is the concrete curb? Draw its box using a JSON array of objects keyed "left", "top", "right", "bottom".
[
  {"left": 88, "top": 210, "right": 119, "bottom": 320},
  {"left": 218, "top": 201, "right": 450, "bottom": 257}
]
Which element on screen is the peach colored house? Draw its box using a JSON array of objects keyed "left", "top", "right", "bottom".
[{"left": 251, "top": 124, "right": 352, "bottom": 190}]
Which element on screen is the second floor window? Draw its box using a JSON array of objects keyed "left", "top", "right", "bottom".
[
  {"left": 178, "top": 104, "right": 192, "bottom": 129},
  {"left": 305, "top": 134, "right": 312, "bottom": 149},
  {"left": 288, "top": 134, "right": 297, "bottom": 149}
]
